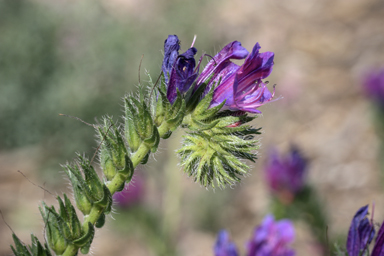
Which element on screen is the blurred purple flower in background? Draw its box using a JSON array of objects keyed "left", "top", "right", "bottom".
[
  {"left": 246, "top": 215, "right": 295, "bottom": 256},
  {"left": 214, "top": 216, "right": 295, "bottom": 256},
  {"left": 214, "top": 230, "right": 239, "bottom": 256},
  {"left": 264, "top": 146, "right": 307, "bottom": 202},
  {"left": 113, "top": 174, "right": 145, "bottom": 208},
  {"left": 346, "top": 205, "right": 375, "bottom": 256},
  {"left": 362, "top": 68, "right": 384, "bottom": 108}
]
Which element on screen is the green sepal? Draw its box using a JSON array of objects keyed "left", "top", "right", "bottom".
[
  {"left": 62, "top": 164, "right": 92, "bottom": 215},
  {"left": 39, "top": 203, "right": 68, "bottom": 255},
  {"left": 188, "top": 118, "right": 220, "bottom": 131},
  {"left": 144, "top": 125, "right": 160, "bottom": 152},
  {"left": 29, "top": 234, "right": 52, "bottom": 256},
  {"left": 161, "top": 130, "right": 172, "bottom": 139},
  {"left": 165, "top": 98, "right": 186, "bottom": 131},
  {"left": 73, "top": 222, "right": 95, "bottom": 248},
  {"left": 94, "top": 184, "right": 112, "bottom": 210},
  {"left": 80, "top": 243, "right": 91, "bottom": 255},
  {"left": 78, "top": 156, "right": 104, "bottom": 201},
  {"left": 117, "top": 154, "right": 134, "bottom": 181},
  {"left": 11, "top": 234, "right": 31, "bottom": 256},
  {"left": 62, "top": 194, "right": 82, "bottom": 239},
  {"left": 95, "top": 213, "right": 106, "bottom": 228},
  {"left": 192, "top": 82, "right": 215, "bottom": 117},
  {"left": 116, "top": 182, "right": 125, "bottom": 192},
  {"left": 184, "top": 76, "right": 211, "bottom": 113},
  {"left": 130, "top": 96, "right": 154, "bottom": 140},
  {"left": 124, "top": 97, "right": 142, "bottom": 152},
  {"left": 140, "top": 152, "right": 150, "bottom": 165},
  {"left": 45, "top": 206, "right": 72, "bottom": 241},
  {"left": 154, "top": 90, "right": 165, "bottom": 126},
  {"left": 193, "top": 101, "right": 225, "bottom": 122}
]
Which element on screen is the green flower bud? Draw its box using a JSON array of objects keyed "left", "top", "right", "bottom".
[
  {"left": 125, "top": 98, "right": 142, "bottom": 152},
  {"left": 98, "top": 118, "right": 128, "bottom": 180},
  {"left": 39, "top": 203, "right": 68, "bottom": 255},
  {"left": 62, "top": 163, "right": 92, "bottom": 215}
]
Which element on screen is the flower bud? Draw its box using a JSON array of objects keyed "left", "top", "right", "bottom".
[
  {"left": 62, "top": 163, "right": 92, "bottom": 215},
  {"left": 39, "top": 203, "right": 68, "bottom": 255}
]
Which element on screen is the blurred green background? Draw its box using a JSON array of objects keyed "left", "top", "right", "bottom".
[{"left": 1, "top": 0, "right": 384, "bottom": 255}]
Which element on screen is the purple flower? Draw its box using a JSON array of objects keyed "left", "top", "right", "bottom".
[
  {"left": 264, "top": 146, "right": 307, "bottom": 200},
  {"left": 167, "top": 47, "right": 198, "bottom": 103},
  {"left": 347, "top": 205, "right": 375, "bottom": 256},
  {"left": 214, "top": 230, "right": 239, "bottom": 256},
  {"left": 113, "top": 174, "right": 145, "bottom": 208},
  {"left": 247, "top": 215, "right": 295, "bottom": 256},
  {"left": 362, "top": 68, "right": 384, "bottom": 108},
  {"left": 162, "top": 35, "right": 180, "bottom": 85},
  {"left": 161, "top": 35, "right": 275, "bottom": 112},
  {"left": 198, "top": 41, "right": 275, "bottom": 113}
]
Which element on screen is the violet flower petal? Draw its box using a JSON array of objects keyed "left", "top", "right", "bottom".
[
  {"left": 167, "top": 47, "right": 198, "bottom": 103},
  {"left": 347, "top": 205, "right": 375, "bottom": 256},
  {"left": 162, "top": 35, "right": 180, "bottom": 84},
  {"left": 196, "top": 41, "right": 249, "bottom": 87}
]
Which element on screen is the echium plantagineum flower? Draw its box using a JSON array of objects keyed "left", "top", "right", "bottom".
[
  {"left": 362, "top": 68, "right": 384, "bottom": 109},
  {"left": 163, "top": 35, "right": 275, "bottom": 113},
  {"left": 214, "top": 230, "right": 239, "bottom": 256},
  {"left": 214, "top": 215, "right": 295, "bottom": 256},
  {"left": 247, "top": 215, "right": 295, "bottom": 256},
  {"left": 264, "top": 146, "right": 307, "bottom": 199},
  {"left": 346, "top": 204, "right": 382, "bottom": 256},
  {"left": 197, "top": 41, "right": 275, "bottom": 113}
]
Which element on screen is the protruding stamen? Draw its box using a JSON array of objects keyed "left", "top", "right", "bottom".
[{"left": 191, "top": 34, "right": 197, "bottom": 48}]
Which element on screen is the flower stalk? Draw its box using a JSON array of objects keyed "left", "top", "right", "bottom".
[{"left": 10, "top": 35, "right": 276, "bottom": 255}]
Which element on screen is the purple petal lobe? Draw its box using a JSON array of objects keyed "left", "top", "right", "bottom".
[
  {"left": 197, "top": 41, "right": 249, "bottom": 87},
  {"left": 209, "top": 42, "right": 275, "bottom": 113},
  {"left": 347, "top": 205, "right": 375, "bottom": 256},
  {"left": 162, "top": 35, "right": 180, "bottom": 84},
  {"left": 167, "top": 47, "right": 198, "bottom": 103}
]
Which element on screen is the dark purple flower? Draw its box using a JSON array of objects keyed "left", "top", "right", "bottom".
[
  {"left": 264, "top": 146, "right": 307, "bottom": 199},
  {"left": 214, "top": 230, "right": 239, "bottom": 256},
  {"left": 247, "top": 215, "right": 295, "bottom": 256},
  {"left": 167, "top": 47, "right": 198, "bottom": 103},
  {"left": 347, "top": 205, "right": 375, "bottom": 256},
  {"left": 162, "top": 35, "right": 180, "bottom": 85},
  {"left": 198, "top": 42, "right": 275, "bottom": 113},
  {"left": 113, "top": 174, "right": 145, "bottom": 208},
  {"left": 362, "top": 68, "right": 384, "bottom": 108}
]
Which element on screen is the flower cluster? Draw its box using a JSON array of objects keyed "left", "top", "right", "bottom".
[
  {"left": 162, "top": 35, "right": 275, "bottom": 113},
  {"left": 214, "top": 215, "right": 295, "bottom": 256},
  {"left": 264, "top": 146, "right": 307, "bottom": 200},
  {"left": 346, "top": 205, "right": 384, "bottom": 256}
]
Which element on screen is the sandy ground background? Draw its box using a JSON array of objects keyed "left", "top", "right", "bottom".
[{"left": 1, "top": 0, "right": 384, "bottom": 255}]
